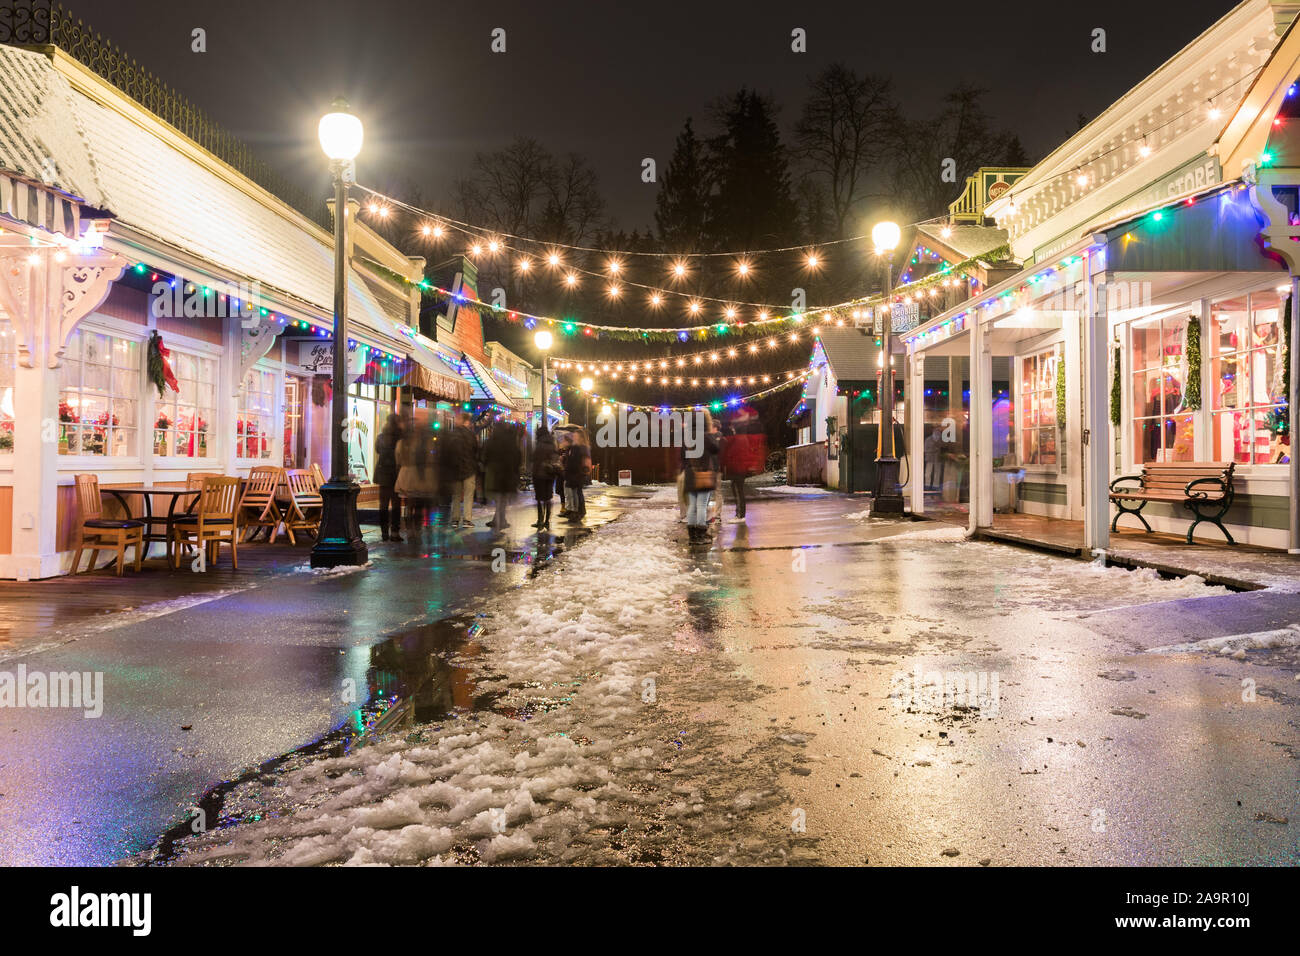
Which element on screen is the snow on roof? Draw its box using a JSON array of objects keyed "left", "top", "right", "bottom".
[
  {"left": 916, "top": 223, "right": 1010, "bottom": 261},
  {"left": 816, "top": 328, "right": 881, "bottom": 381},
  {"left": 0, "top": 45, "right": 411, "bottom": 347}
]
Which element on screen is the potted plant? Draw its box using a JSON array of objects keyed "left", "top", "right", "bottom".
[
  {"left": 58, "top": 401, "right": 79, "bottom": 454},
  {"left": 154, "top": 413, "right": 172, "bottom": 456}
]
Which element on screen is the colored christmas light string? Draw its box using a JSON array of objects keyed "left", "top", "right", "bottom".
[
  {"left": 555, "top": 369, "right": 811, "bottom": 413},
  {"left": 557, "top": 364, "right": 808, "bottom": 387}
]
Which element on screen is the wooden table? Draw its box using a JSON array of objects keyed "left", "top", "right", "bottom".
[{"left": 103, "top": 486, "right": 201, "bottom": 564}]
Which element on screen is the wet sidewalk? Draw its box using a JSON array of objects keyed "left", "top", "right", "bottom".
[{"left": 0, "top": 488, "right": 632, "bottom": 865}]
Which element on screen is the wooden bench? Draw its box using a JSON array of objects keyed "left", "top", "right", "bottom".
[{"left": 1109, "top": 461, "right": 1236, "bottom": 545}]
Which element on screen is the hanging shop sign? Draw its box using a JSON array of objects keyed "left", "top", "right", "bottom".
[{"left": 296, "top": 340, "right": 364, "bottom": 378}]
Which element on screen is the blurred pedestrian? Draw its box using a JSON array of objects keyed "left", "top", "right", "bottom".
[
  {"left": 564, "top": 427, "right": 591, "bottom": 522},
  {"left": 682, "top": 410, "right": 720, "bottom": 544},
  {"left": 443, "top": 411, "right": 479, "bottom": 528},
  {"left": 373, "top": 413, "right": 405, "bottom": 541},
  {"left": 532, "top": 424, "right": 560, "bottom": 531},
  {"left": 721, "top": 406, "right": 765, "bottom": 521},
  {"left": 485, "top": 422, "right": 522, "bottom": 532},
  {"left": 395, "top": 415, "right": 436, "bottom": 537}
]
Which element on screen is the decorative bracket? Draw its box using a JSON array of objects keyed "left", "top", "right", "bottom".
[
  {"left": 1250, "top": 167, "right": 1300, "bottom": 272},
  {"left": 0, "top": 246, "right": 123, "bottom": 368}
]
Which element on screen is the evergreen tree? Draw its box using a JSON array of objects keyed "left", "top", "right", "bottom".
[
  {"left": 653, "top": 118, "right": 712, "bottom": 253},
  {"left": 706, "top": 89, "right": 800, "bottom": 253}
]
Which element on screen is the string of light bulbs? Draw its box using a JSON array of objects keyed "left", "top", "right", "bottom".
[
  {"left": 353, "top": 185, "right": 979, "bottom": 316},
  {"left": 558, "top": 365, "right": 807, "bottom": 388},
  {"left": 352, "top": 182, "right": 951, "bottom": 261},
  {"left": 373, "top": 245, "right": 1002, "bottom": 343},
  {"left": 556, "top": 369, "right": 811, "bottom": 413},
  {"left": 550, "top": 333, "right": 809, "bottom": 371}
]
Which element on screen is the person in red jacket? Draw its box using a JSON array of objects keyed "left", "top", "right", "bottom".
[{"left": 721, "top": 406, "right": 766, "bottom": 521}]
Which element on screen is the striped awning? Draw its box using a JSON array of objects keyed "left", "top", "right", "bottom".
[{"left": 0, "top": 170, "right": 82, "bottom": 238}]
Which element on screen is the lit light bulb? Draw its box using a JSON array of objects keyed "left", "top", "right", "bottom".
[
  {"left": 607, "top": 260, "right": 621, "bottom": 274},
  {"left": 519, "top": 258, "right": 530, "bottom": 271},
  {"left": 650, "top": 293, "right": 662, "bottom": 306},
  {"left": 689, "top": 301, "right": 702, "bottom": 314},
  {"left": 806, "top": 253, "right": 820, "bottom": 268},
  {"left": 565, "top": 273, "right": 578, "bottom": 286},
  {"left": 672, "top": 261, "right": 687, "bottom": 277},
  {"left": 548, "top": 253, "right": 561, "bottom": 267}
]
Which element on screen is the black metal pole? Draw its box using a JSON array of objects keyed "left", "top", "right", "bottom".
[
  {"left": 311, "top": 163, "right": 368, "bottom": 567},
  {"left": 873, "top": 257, "right": 905, "bottom": 515}
]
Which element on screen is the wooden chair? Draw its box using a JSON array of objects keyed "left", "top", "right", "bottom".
[
  {"left": 171, "top": 476, "right": 240, "bottom": 570},
  {"left": 283, "top": 468, "right": 324, "bottom": 544},
  {"left": 185, "top": 471, "right": 222, "bottom": 490},
  {"left": 310, "top": 462, "right": 325, "bottom": 488},
  {"left": 70, "top": 474, "right": 145, "bottom": 576},
  {"left": 238, "top": 465, "right": 285, "bottom": 542}
]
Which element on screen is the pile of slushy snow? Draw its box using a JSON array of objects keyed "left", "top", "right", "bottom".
[{"left": 142, "top": 492, "right": 786, "bottom": 866}]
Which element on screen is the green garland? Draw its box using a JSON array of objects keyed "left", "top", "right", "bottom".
[
  {"left": 1055, "top": 355, "right": 1066, "bottom": 429},
  {"left": 1109, "top": 344, "right": 1122, "bottom": 428},
  {"left": 147, "top": 332, "right": 168, "bottom": 399},
  {"left": 1184, "top": 315, "right": 1202, "bottom": 411},
  {"left": 1285, "top": 295, "right": 1292, "bottom": 414}
]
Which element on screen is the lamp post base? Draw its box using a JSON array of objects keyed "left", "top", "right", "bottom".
[
  {"left": 871, "top": 457, "right": 906, "bottom": 516},
  {"left": 310, "top": 478, "right": 369, "bottom": 568}
]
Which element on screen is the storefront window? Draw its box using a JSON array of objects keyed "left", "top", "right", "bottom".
[
  {"left": 1209, "top": 292, "right": 1287, "bottom": 465},
  {"left": 0, "top": 319, "right": 14, "bottom": 454},
  {"left": 284, "top": 375, "right": 306, "bottom": 468},
  {"left": 237, "top": 366, "right": 276, "bottom": 459},
  {"left": 346, "top": 381, "right": 395, "bottom": 482},
  {"left": 154, "top": 348, "right": 217, "bottom": 458},
  {"left": 1129, "top": 314, "right": 1195, "bottom": 464},
  {"left": 58, "top": 329, "right": 140, "bottom": 457},
  {"left": 1019, "top": 348, "right": 1059, "bottom": 466}
]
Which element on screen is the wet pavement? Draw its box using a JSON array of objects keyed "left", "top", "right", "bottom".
[
  {"left": 0, "top": 492, "right": 625, "bottom": 866},
  {"left": 4, "top": 485, "right": 1298, "bottom": 866}
]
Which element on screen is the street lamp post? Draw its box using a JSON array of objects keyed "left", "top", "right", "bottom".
[
  {"left": 311, "top": 99, "right": 369, "bottom": 568},
  {"left": 580, "top": 377, "right": 594, "bottom": 430},
  {"left": 535, "top": 330, "right": 553, "bottom": 429},
  {"left": 870, "top": 220, "right": 905, "bottom": 516}
]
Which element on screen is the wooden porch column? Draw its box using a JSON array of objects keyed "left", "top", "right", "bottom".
[
  {"left": 908, "top": 350, "right": 925, "bottom": 515},
  {"left": 1083, "top": 268, "right": 1112, "bottom": 552},
  {"left": 0, "top": 244, "right": 122, "bottom": 578},
  {"left": 969, "top": 314, "right": 993, "bottom": 530}
]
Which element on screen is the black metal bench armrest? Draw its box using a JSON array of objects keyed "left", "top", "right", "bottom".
[
  {"left": 1184, "top": 475, "right": 1229, "bottom": 500},
  {"left": 1109, "top": 474, "right": 1143, "bottom": 493}
]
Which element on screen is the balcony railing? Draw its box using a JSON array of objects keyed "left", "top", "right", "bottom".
[{"left": 0, "top": 0, "right": 330, "bottom": 229}]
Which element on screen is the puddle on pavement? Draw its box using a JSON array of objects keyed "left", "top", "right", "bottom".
[{"left": 144, "top": 614, "right": 501, "bottom": 864}]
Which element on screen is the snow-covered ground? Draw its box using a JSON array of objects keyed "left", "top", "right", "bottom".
[{"left": 139, "top": 489, "right": 793, "bottom": 866}]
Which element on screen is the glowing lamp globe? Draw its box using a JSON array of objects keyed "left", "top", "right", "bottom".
[
  {"left": 534, "top": 330, "right": 553, "bottom": 351},
  {"left": 580, "top": 377, "right": 594, "bottom": 393},
  {"left": 872, "top": 220, "right": 901, "bottom": 253},
  {"left": 318, "top": 100, "right": 363, "bottom": 161}
]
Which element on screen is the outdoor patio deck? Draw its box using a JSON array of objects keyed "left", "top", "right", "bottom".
[{"left": 925, "top": 504, "right": 1300, "bottom": 592}]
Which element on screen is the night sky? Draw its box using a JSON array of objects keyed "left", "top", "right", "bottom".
[{"left": 62, "top": 0, "right": 1242, "bottom": 232}]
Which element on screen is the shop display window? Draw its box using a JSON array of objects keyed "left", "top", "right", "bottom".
[
  {"left": 1019, "top": 348, "right": 1059, "bottom": 467},
  {"left": 58, "top": 329, "right": 141, "bottom": 457},
  {"left": 1128, "top": 314, "right": 1195, "bottom": 464},
  {"left": 154, "top": 348, "right": 217, "bottom": 458},
  {"left": 1209, "top": 292, "right": 1288, "bottom": 465},
  {"left": 237, "top": 366, "right": 276, "bottom": 460}
]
